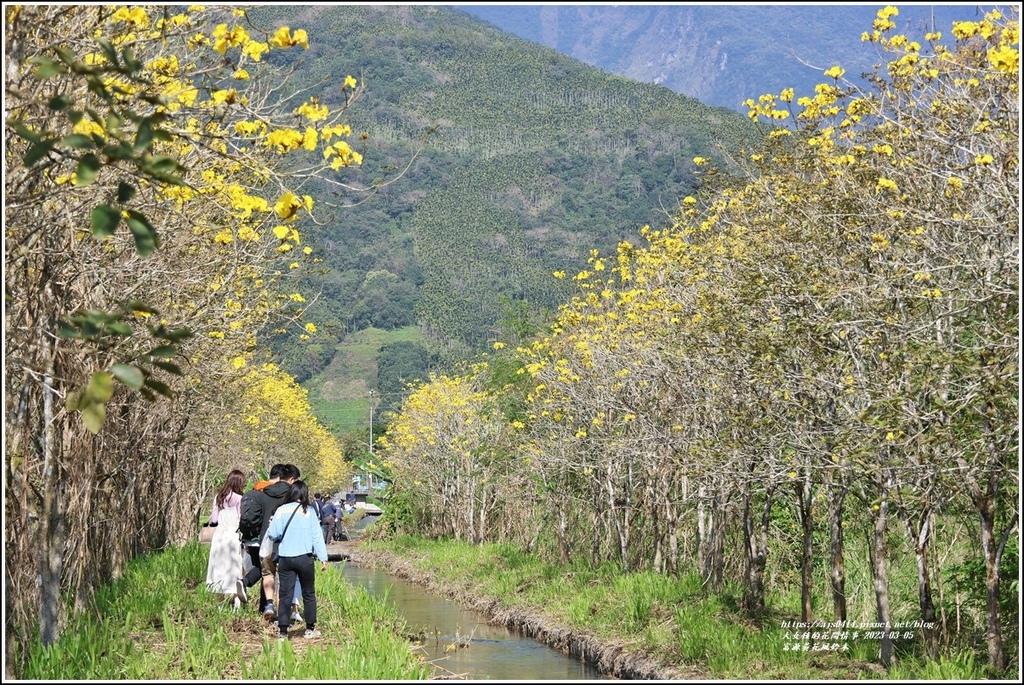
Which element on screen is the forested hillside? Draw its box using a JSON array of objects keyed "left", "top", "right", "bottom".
[{"left": 245, "top": 4, "right": 760, "bottom": 419}]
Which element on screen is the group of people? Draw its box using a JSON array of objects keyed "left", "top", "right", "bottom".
[
  {"left": 310, "top": 491, "right": 351, "bottom": 543},
  {"left": 203, "top": 463, "right": 333, "bottom": 640}
]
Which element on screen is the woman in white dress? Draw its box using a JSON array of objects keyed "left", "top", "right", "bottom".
[{"left": 205, "top": 469, "right": 246, "bottom": 605}]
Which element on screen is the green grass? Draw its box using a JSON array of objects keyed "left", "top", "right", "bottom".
[
  {"left": 20, "top": 542, "right": 431, "bottom": 680},
  {"left": 307, "top": 396, "right": 370, "bottom": 435},
  {"left": 367, "top": 535, "right": 1007, "bottom": 680},
  {"left": 886, "top": 649, "right": 990, "bottom": 680},
  {"left": 22, "top": 533, "right": 1008, "bottom": 680},
  {"left": 306, "top": 325, "right": 425, "bottom": 433}
]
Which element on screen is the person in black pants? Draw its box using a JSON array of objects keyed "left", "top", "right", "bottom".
[
  {"left": 266, "top": 480, "right": 329, "bottom": 639},
  {"left": 236, "top": 463, "right": 295, "bottom": 615},
  {"left": 319, "top": 496, "right": 338, "bottom": 543}
]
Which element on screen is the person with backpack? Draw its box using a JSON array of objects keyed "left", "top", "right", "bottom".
[
  {"left": 236, "top": 463, "right": 295, "bottom": 617},
  {"left": 266, "top": 479, "right": 329, "bottom": 640},
  {"left": 258, "top": 463, "right": 302, "bottom": 620},
  {"left": 236, "top": 469, "right": 272, "bottom": 611}
]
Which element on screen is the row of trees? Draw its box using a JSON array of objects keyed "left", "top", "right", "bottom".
[
  {"left": 4, "top": 6, "right": 358, "bottom": 676},
  {"left": 378, "top": 7, "right": 1018, "bottom": 673}
]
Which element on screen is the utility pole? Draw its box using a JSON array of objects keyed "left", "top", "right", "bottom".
[
  {"left": 368, "top": 389, "right": 375, "bottom": 491},
  {"left": 368, "top": 389, "right": 376, "bottom": 454}
]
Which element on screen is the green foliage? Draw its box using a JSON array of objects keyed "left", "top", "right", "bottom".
[
  {"left": 376, "top": 340, "right": 433, "bottom": 416},
  {"left": 245, "top": 4, "right": 759, "bottom": 375},
  {"left": 886, "top": 650, "right": 991, "bottom": 680},
  {"left": 10, "top": 30, "right": 193, "bottom": 432},
  {"left": 57, "top": 304, "right": 191, "bottom": 430},
  {"left": 21, "top": 542, "right": 430, "bottom": 680},
  {"left": 272, "top": 338, "right": 337, "bottom": 385},
  {"left": 946, "top": 539, "right": 1019, "bottom": 634},
  {"left": 371, "top": 488, "right": 429, "bottom": 538}
]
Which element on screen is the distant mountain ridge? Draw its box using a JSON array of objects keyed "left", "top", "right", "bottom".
[
  {"left": 248, "top": 4, "right": 999, "bottom": 433},
  {"left": 455, "top": 4, "right": 987, "bottom": 111},
  {"left": 244, "top": 4, "right": 761, "bottom": 430}
]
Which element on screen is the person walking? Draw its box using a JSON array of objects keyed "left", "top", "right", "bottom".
[
  {"left": 266, "top": 479, "right": 329, "bottom": 640},
  {"left": 237, "top": 463, "right": 305, "bottom": 617},
  {"left": 255, "top": 463, "right": 298, "bottom": 619},
  {"left": 205, "top": 469, "right": 246, "bottom": 607},
  {"left": 319, "top": 496, "right": 339, "bottom": 543},
  {"left": 236, "top": 476, "right": 268, "bottom": 611}
]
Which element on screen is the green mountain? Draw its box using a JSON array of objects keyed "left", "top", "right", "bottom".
[
  {"left": 456, "top": 4, "right": 985, "bottom": 111},
  {"left": 248, "top": 4, "right": 760, "bottom": 431}
]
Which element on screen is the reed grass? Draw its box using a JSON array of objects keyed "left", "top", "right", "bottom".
[
  {"left": 887, "top": 649, "right": 989, "bottom": 680},
  {"left": 23, "top": 542, "right": 430, "bottom": 680}
]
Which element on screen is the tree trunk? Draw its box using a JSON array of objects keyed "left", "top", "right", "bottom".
[
  {"left": 711, "top": 493, "right": 726, "bottom": 589},
  {"left": 441, "top": 475, "right": 455, "bottom": 538},
  {"left": 623, "top": 461, "right": 633, "bottom": 570},
  {"left": 699, "top": 487, "right": 727, "bottom": 590},
  {"left": 898, "top": 504, "right": 938, "bottom": 658},
  {"left": 666, "top": 473, "right": 679, "bottom": 577},
  {"left": 651, "top": 478, "right": 663, "bottom": 573},
  {"left": 557, "top": 503, "right": 570, "bottom": 565},
  {"left": 975, "top": 488, "right": 1005, "bottom": 673},
  {"left": 933, "top": 515, "right": 949, "bottom": 652},
  {"left": 868, "top": 476, "right": 893, "bottom": 668},
  {"left": 607, "top": 475, "right": 629, "bottom": 569},
  {"left": 464, "top": 474, "right": 475, "bottom": 543},
  {"left": 827, "top": 477, "right": 847, "bottom": 623},
  {"left": 38, "top": 367, "right": 63, "bottom": 646},
  {"left": 796, "top": 474, "right": 814, "bottom": 625},
  {"left": 697, "top": 485, "right": 708, "bottom": 579},
  {"left": 477, "top": 485, "right": 487, "bottom": 544},
  {"left": 742, "top": 486, "right": 773, "bottom": 619}
]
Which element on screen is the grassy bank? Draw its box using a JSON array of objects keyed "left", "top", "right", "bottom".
[
  {"left": 17, "top": 542, "right": 430, "bottom": 680},
  {"left": 361, "top": 535, "right": 996, "bottom": 681},
  {"left": 17, "top": 535, "right": 1002, "bottom": 681}
]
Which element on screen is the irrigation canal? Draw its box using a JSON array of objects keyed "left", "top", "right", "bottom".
[{"left": 334, "top": 516, "right": 608, "bottom": 680}]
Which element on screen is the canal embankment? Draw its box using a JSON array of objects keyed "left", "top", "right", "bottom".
[{"left": 330, "top": 538, "right": 704, "bottom": 680}]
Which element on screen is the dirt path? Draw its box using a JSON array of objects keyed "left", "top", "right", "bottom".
[{"left": 330, "top": 539, "right": 706, "bottom": 680}]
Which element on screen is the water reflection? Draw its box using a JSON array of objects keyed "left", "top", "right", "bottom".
[{"left": 341, "top": 563, "right": 608, "bottom": 681}]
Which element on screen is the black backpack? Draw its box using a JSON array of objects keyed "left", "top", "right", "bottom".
[{"left": 238, "top": 489, "right": 263, "bottom": 541}]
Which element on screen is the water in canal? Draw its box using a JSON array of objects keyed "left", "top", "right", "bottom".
[{"left": 339, "top": 517, "right": 607, "bottom": 680}]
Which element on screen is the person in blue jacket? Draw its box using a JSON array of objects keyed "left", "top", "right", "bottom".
[
  {"left": 266, "top": 479, "right": 329, "bottom": 639},
  {"left": 319, "top": 496, "right": 339, "bottom": 542}
]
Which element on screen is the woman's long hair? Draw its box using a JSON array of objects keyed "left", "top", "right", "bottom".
[
  {"left": 216, "top": 469, "right": 246, "bottom": 509},
  {"left": 286, "top": 479, "right": 311, "bottom": 514}
]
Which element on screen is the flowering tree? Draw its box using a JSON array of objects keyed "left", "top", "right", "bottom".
[
  {"left": 376, "top": 5, "right": 1018, "bottom": 673},
  {"left": 378, "top": 365, "right": 515, "bottom": 543},
  {"left": 4, "top": 5, "right": 365, "bottom": 669}
]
